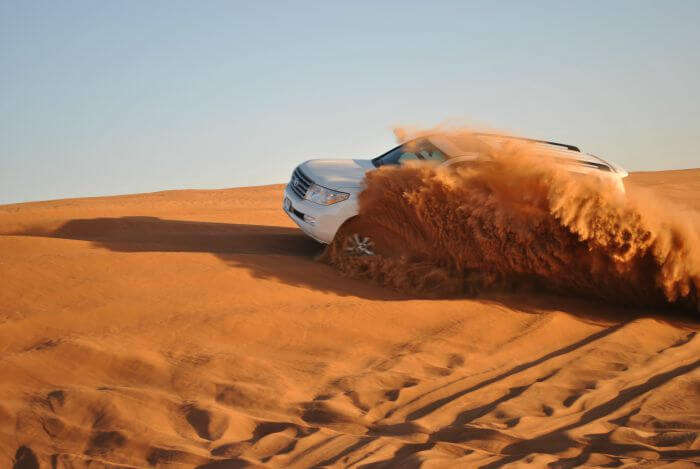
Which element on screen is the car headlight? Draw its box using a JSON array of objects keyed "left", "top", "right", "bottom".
[{"left": 304, "top": 184, "right": 349, "bottom": 205}]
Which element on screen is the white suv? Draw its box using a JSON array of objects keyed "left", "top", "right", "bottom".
[{"left": 283, "top": 133, "right": 627, "bottom": 244}]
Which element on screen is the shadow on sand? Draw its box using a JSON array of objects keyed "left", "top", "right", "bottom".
[
  {"left": 15, "top": 216, "right": 407, "bottom": 300},
  {"left": 12, "top": 216, "right": 698, "bottom": 324}
]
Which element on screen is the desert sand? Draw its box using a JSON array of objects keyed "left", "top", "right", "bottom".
[{"left": 1, "top": 169, "right": 699, "bottom": 468}]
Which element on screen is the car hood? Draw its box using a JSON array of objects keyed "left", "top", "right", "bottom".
[{"left": 299, "top": 159, "right": 375, "bottom": 190}]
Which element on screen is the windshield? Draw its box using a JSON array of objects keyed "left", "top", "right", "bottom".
[{"left": 372, "top": 138, "right": 446, "bottom": 167}]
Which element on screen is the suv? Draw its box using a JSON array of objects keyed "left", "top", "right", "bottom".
[{"left": 283, "top": 133, "right": 627, "bottom": 245}]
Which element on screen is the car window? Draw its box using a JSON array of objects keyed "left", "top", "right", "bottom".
[
  {"left": 397, "top": 152, "right": 419, "bottom": 163},
  {"left": 372, "top": 139, "right": 446, "bottom": 167},
  {"left": 419, "top": 149, "right": 445, "bottom": 162}
]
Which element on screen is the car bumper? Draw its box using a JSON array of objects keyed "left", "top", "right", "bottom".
[{"left": 282, "top": 184, "right": 356, "bottom": 244}]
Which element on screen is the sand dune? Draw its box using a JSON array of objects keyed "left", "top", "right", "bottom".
[{"left": 1, "top": 170, "right": 699, "bottom": 468}]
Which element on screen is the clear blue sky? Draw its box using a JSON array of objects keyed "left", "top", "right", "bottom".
[{"left": 1, "top": 1, "right": 698, "bottom": 204}]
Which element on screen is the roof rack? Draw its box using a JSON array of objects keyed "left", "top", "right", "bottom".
[{"left": 474, "top": 132, "right": 581, "bottom": 152}]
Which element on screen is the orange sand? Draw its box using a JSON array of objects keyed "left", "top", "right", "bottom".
[{"left": 1, "top": 170, "right": 698, "bottom": 468}]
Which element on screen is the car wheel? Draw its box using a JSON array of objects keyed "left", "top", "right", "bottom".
[{"left": 343, "top": 233, "right": 375, "bottom": 256}]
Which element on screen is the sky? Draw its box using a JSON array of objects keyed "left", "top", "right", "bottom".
[{"left": 1, "top": 1, "right": 699, "bottom": 204}]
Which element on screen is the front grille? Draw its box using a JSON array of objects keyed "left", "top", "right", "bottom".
[{"left": 289, "top": 167, "right": 313, "bottom": 198}]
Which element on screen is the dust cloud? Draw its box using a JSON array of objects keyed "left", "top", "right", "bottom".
[{"left": 322, "top": 128, "right": 700, "bottom": 312}]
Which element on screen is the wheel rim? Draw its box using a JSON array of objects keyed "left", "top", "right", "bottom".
[{"left": 344, "top": 233, "right": 375, "bottom": 256}]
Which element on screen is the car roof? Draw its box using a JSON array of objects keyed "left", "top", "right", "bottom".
[
  {"left": 423, "top": 133, "right": 617, "bottom": 172},
  {"left": 472, "top": 132, "right": 580, "bottom": 152}
]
